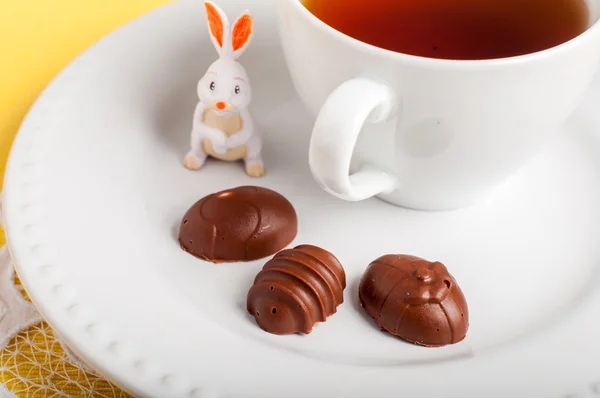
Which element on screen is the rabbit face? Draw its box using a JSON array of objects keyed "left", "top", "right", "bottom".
[
  {"left": 200, "top": 1, "right": 254, "bottom": 114},
  {"left": 198, "top": 58, "right": 252, "bottom": 114}
]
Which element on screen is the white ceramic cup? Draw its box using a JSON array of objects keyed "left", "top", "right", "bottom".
[{"left": 277, "top": 0, "right": 600, "bottom": 210}]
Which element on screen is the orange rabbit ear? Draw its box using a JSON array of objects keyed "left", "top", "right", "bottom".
[
  {"left": 231, "top": 11, "right": 253, "bottom": 58},
  {"left": 205, "top": 1, "right": 229, "bottom": 53}
]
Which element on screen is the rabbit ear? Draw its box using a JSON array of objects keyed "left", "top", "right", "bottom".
[
  {"left": 205, "top": 1, "right": 231, "bottom": 56},
  {"left": 231, "top": 11, "right": 253, "bottom": 59}
]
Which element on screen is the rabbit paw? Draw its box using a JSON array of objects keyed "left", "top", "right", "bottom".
[
  {"left": 183, "top": 153, "right": 205, "bottom": 170},
  {"left": 245, "top": 162, "right": 265, "bottom": 177}
]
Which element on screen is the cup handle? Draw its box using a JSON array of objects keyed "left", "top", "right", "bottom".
[{"left": 309, "top": 78, "right": 398, "bottom": 201}]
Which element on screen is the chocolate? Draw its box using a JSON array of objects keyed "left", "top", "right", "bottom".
[
  {"left": 358, "top": 255, "right": 468, "bottom": 347},
  {"left": 246, "top": 245, "right": 346, "bottom": 335},
  {"left": 179, "top": 186, "right": 297, "bottom": 263}
]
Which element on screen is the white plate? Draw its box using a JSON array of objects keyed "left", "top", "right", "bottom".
[{"left": 4, "top": 0, "right": 600, "bottom": 397}]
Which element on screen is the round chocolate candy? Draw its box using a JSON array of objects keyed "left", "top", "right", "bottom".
[
  {"left": 179, "top": 186, "right": 297, "bottom": 263},
  {"left": 359, "top": 254, "right": 468, "bottom": 347},
  {"left": 246, "top": 245, "right": 346, "bottom": 335}
]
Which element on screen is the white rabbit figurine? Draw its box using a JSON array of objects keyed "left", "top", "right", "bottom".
[{"left": 183, "top": 1, "right": 264, "bottom": 177}]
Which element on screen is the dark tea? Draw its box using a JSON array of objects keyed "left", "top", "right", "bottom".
[{"left": 302, "top": 0, "right": 589, "bottom": 60}]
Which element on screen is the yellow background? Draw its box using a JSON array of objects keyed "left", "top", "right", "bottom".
[{"left": 0, "top": 1, "right": 169, "bottom": 395}]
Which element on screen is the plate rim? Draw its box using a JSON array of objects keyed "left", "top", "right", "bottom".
[{"left": 0, "top": 1, "right": 196, "bottom": 396}]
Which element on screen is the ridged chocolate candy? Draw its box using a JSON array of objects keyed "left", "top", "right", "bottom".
[
  {"left": 246, "top": 245, "right": 346, "bottom": 335},
  {"left": 179, "top": 186, "right": 297, "bottom": 263},
  {"left": 359, "top": 254, "right": 469, "bottom": 347}
]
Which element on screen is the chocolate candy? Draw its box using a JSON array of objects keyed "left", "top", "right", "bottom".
[
  {"left": 246, "top": 245, "right": 346, "bottom": 335},
  {"left": 359, "top": 255, "right": 468, "bottom": 347},
  {"left": 179, "top": 186, "right": 297, "bottom": 263}
]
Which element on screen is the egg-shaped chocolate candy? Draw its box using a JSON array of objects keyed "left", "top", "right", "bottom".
[
  {"left": 359, "top": 254, "right": 468, "bottom": 347},
  {"left": 247, "top": 245, "right": 346, "bottom": 335},
  {"left": 179, "top": 186, "right": 297, "bottom": 263}
]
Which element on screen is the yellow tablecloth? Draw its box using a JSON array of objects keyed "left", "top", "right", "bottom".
[{"left": 0, "top": 1, "right": 169, "bottom": 395}]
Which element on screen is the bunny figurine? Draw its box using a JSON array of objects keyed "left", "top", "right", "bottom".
[{"left": 183, "top": 1, "right": 265, "bottom": 177}]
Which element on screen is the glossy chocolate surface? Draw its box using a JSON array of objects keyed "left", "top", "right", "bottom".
[
  {"left": 247, "top": 245, "right": 346, "bottom": 335},
  {"left": 179, "top": 186, "right": 297, "bottom": 263},
  {"left": 359, "top": 254, "right": 468, "bottom": 347}
]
